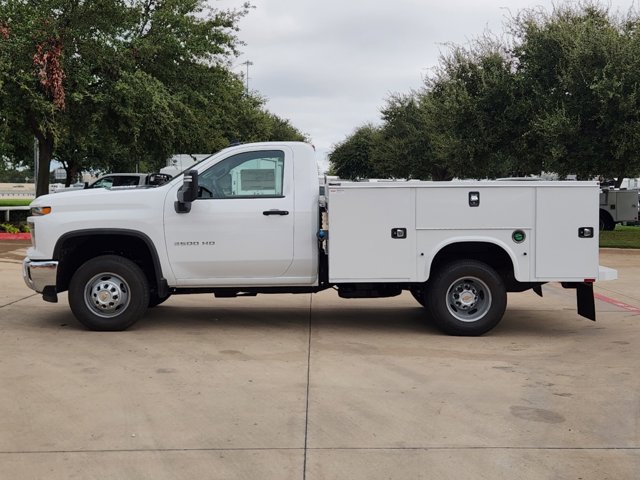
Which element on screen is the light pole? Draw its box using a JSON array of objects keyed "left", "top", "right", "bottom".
[{"left": 241, "top": 60, "right": 253, "bottom": 94}]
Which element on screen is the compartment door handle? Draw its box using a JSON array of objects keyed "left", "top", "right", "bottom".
[{"left": 263, "top": 210, "right": 289, "bottom": 216}]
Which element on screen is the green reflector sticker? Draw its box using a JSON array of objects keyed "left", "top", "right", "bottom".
[{"left": 512, "top": 230, "right": 526, "bottom": 243}]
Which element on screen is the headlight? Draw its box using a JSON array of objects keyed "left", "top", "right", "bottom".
[{"left": 31, "top": 206, "right": 52, "bottom": 216}]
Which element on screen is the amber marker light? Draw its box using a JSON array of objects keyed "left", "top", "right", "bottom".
[{"left": 31, "top": 206, "right": 52, "bottom": 216}]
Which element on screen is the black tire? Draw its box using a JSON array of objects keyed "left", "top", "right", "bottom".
[
  {"left": 68, "top": 255, "right": 150, "bottom": 331},
  {"left": 426, "top": 260, "right": 507, "bottom": 336},
  {"left": 149, "top": 293, "right": 171, "bottom": 308},
  {"left": 599, "top": 210, "right": 615, "bottom": 231}
]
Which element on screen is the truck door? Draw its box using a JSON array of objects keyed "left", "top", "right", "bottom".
[{"left": 164, "top": 148, "right": 295, "bottom": 284}]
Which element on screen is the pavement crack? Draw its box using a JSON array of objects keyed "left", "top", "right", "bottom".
[
  {"left": 302, "top": 293, "right": 313, "bottom": 480},
  {"left": 0, "top": 447, "right": 303, "bottom": 455},
  {"left": 1, "top": 446, "right": 637, "bottom": 456},
  {"left": 0, "top": 293, "right": 37, "bottom": 309},
  {"left": 306, "top": 446, "right": 640, "bottom": 451}
]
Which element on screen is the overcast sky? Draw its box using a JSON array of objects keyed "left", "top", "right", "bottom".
[{"left": 214, "top": 0, "right": 635, "bottom": 170}]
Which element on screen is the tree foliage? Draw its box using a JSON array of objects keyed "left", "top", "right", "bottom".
[
  {"left": 423, "top": 41, "right": 527, "bottom": 180},
  {"left": 374, "top": 94, "right": 443, "bottom": 179},
  {"left": 0, "top": 0, "right": 306, "bottom": 195},
  {"left": 330, "top": 2, "right": 640, "bottom": 185},
  {"left": 514, "top": 3, "right": 640, "bottom": 184},
  {"left": 328, "top": 124, "right": 380, "bottom": 180}
]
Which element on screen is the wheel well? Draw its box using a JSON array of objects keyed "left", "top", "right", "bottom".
[
  {"left": 430, "top": 242, "right": 516, "bottom": 287},
  {"left": 54, "top": 233, "right": 160, "bottom": 294}
]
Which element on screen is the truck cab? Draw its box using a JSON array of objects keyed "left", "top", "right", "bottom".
[{"left": 163, "top": 143, "right": 319, "bottom": 286}]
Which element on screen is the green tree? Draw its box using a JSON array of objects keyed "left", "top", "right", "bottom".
[
  {"left": 330, "top": 2, "right": 640, "bottom": 184},
  {"left": 371, "top": 94, "right": 446, "bottom": 180},
  {"left": 258, "top": 111, "right": 308, "bottom": 143},
  {"left": 421, "top": 41, "right": 533, "bottom": 179},
  {"left": 0, "top": 0, "right": 305, "bottom": 195},
  {"left": 1, "top": 0, "right": 136, "bottom": 194},
  {"left": 0, "top": 156, "right": 33, "bottom": 182},
  {"left": 328, "top": 124, "right": 380, "bottom": 180},
  {"left": 331, "top": 42, "right": 526, "bottom": 181},
  {"left": 512, "top": 3, "right": 640, "bottom": 184}
]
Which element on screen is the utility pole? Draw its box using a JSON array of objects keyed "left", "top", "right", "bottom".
[{"left": 241, "top": 60, "right": 253, "bottom": 94}]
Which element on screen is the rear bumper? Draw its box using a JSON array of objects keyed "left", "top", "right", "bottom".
[
  {"left": 23, "top": 258, "right": 58, "bottom": 293},
  {"left": 598, "top": 266, "right": 618, "bottom": 281}
]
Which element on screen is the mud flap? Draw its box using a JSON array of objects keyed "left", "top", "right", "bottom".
[
  {"left": 576, "top": 283, "right": 596, "bottom": 321},
  {"left": 532, "top": 284, "right": 543, "bottom": 297}
]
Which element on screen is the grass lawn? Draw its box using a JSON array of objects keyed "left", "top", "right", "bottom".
[
  {"left": 600, "top": 225, "right": 640, "bottom": 249},
  {"left": 0, "top": 199, "right": 32, "bottom": 207}
]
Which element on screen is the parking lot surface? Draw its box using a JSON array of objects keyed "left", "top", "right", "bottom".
[{"left": 1, "top": 245, "right": 639, "bottom": 479}]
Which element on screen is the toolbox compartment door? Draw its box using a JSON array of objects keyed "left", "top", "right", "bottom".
[
  {"left": 535, "top": 186, "right": 598, "bottom": 279},
  {"left": 328, "top": 187, "right": 415, "bottom": 282}
]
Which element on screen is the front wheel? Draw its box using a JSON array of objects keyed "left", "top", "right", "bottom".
[
  {"left": 69, "top": 255, "right": 149, "bottom": 331},
  {"left": 426, "top": 260, "right": 507, "bottom": 336}
]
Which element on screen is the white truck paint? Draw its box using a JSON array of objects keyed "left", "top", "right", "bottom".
[
  {"left": 23, "top": 142, "right": 617, "bottom": 336},
  {"left": 328, "top": 182, "right": 600, "bottom": 282},
  {"left": 599, "top": 188, "right": 639, "bottom": 230}
]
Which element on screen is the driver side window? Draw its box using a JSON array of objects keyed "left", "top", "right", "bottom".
[{"left": 198, "top": 150, "right": 285, "bottom": 199}]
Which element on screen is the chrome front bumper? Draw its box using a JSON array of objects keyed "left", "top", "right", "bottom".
[{"left": 23, "top": 259, "right": 58, "bottom": 293}]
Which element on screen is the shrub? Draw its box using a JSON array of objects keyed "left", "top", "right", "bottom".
[{"left": 0, "top": 223, "right": 20, "bottom": 234}]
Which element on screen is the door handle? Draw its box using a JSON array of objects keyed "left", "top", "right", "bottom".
[{"left": 263, "top": 209, "right": 289, "bottom": 216}]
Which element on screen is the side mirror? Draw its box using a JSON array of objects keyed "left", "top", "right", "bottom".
[{"left": 175, "top": 170, "right": 199, "bottom": 213}]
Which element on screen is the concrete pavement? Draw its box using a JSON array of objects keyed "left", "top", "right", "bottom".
[{"left": 0, "top": 245, "right": 638, "bottom": 479}]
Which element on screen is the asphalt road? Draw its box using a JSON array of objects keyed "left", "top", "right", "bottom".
[{"left": 1, "top": 244, "right": 639, "bottom": 479}]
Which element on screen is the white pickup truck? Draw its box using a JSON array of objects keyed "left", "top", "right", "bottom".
[{"left": 23, "top": 142, "right": 617, "bottom": 335}]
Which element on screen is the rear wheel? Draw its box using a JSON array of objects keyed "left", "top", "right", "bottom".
[
  {"left": 69, "top": 255, "right": 149, "bottom": 331},
  {"left": 426, "top": 260, "right": 506, "bottom": 336}
]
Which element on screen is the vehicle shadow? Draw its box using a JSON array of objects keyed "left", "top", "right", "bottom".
[
  {"left": 32, "top": 301, "right": 588, "bottom": 339},
  {"left": 143, "top": 303, "right": 436, "bottom": 334},
  {"left": 33, "top": 302, "right": 436, "bottom": 335}
]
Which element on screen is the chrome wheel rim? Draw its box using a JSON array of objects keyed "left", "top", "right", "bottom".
[
  {"left": 84, "top": 272, "right": 131, "bottom": 318},
  {"left": 446, "top": 276, "right": 491, "bottom": 322}
]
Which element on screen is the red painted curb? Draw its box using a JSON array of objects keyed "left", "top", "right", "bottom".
[
  {"left": 0, "top": 233, "right": 31, "bottom": 240},
  {"left": 594, "top": 293, "right": 640, "bottom": 314}
]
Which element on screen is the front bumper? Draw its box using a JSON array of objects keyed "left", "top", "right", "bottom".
[{"left": 23, "top": 258, "right": 58, "bottom": 293}]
